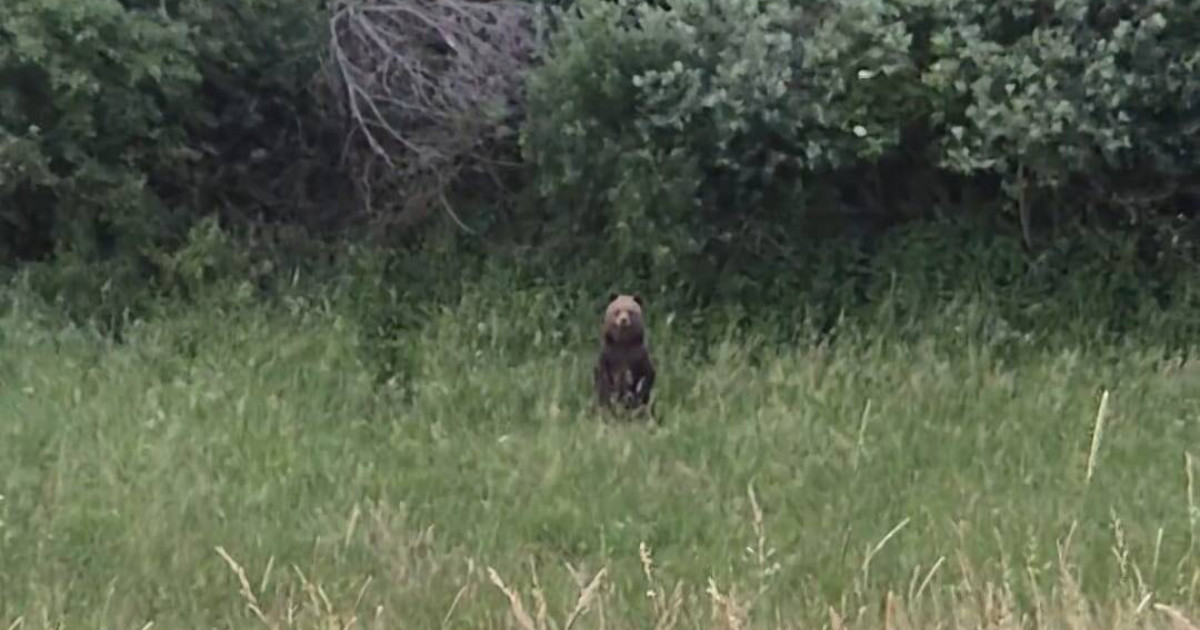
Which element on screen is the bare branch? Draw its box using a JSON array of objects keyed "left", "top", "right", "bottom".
[{"left": 323, "top": 0, "right": 542, "bottom": 232}]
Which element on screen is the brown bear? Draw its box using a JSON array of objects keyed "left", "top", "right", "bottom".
[{"left": 594, "top": 292, "right": 656, "bottom": 414}]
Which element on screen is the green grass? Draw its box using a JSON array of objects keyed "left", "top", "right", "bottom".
[{"left": 3, "top": 281, "right": 1200, "bottom": 629}]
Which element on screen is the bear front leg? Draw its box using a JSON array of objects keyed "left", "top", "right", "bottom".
[{"left": 632, "top": 357, "right": 656, "bottom": 408}]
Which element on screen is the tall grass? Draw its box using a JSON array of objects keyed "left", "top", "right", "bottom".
[{"left": 2, "top": 278, "right": 1200, "bottom": 629}]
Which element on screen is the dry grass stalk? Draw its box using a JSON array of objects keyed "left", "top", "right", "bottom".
[
  {"left": 1086, "top": 389, "right": 1110, "bottom": 484},
  {"left": 1188, "top": 452, "right": 1197, "bottom": 552},
  {"left": 441, "top": 583, "right": 470, "bottom": 630},
  {"left": 486, "top": 561, "right": 609, "bottom": 630},
  {"left": 853, "top": 398, "right": 872, "bottom": 471},
  {"left": 214, "top": 545, "right": 375, "bottom": 630},
  {"left": 528, "top": 559, "right": 549, "bottom": 630},
  {"left": 487, "top": 566, "right": 538, "bottom": 630},
  {"left": 191, "top": 530, "right": 1200, "bottom": 630},
  {"left": 640, "top": 543, "right": 684, "bottom": 630},
  {"left": 563, "top": 567, "right": 607, "bottom": 630},
  {"left": 913, "top": 556, "right": 945, "bottom": 603},
  {"left": 1156, "top": 603, "right": 1200, "bottom": 630},
  {"left": 197, "top": 483, "right": 1200, "bottom": 630},
  {"left": 215, "top": 545, "right": 272, "bottom": 628},
  {"left": 862, "top": 518, "right": 911, "bottom": 589},
  {"left": 828, "top": 605, "right": 847, "bottom": 630},
  {"left": 706, "top": 578, "right": 748, "bottom": 630},
  {"left": 260, "top": 555, "right": 276, "bottom": 596},
  {"left": 746, "top": 483, "right": 769, "bottom": 573}
]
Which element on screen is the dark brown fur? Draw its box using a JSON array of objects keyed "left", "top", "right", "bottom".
[{"left": 594, "top": 292, "right": 656, "bottom": 413}]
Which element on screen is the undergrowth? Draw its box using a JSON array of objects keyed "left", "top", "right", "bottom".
[{"left": 3, "top": 250, "right": 1200, "bottom": 628}]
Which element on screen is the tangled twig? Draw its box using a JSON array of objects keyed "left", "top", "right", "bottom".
[{"left": 325, "top": 0, "right": 540, "bottom": 232}]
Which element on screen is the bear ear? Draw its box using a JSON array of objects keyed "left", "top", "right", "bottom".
[
  {"left": 632, "top": 294, "right": 644, "bottom": 307},
  {"left": 608, "top": 291, "right": 620, "bottom": 303}
]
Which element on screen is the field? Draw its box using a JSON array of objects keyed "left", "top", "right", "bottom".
[{"left": 3, "top": 282, "right": 1200, "bottom": 630}]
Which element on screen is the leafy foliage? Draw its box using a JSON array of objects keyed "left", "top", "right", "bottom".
[
  {"left": 0, "top": 0, "right": 198, "bottom": 263},
  {"left": 522, "top": 0, "right": 1200, "bottom": 294},
  {"left": 163, "top": 0, "right": 345, "bottom": 231},
  {"left": 927, "top": 0, "right": 1200, "bottom": 232},
  {"left": 0, "top": 0, "right": 345, "bottom": 326},
  {"left": 523, "top": 0, "right": 924, "bottom": 282},
  {"left": 4, "top": 0, "right": 1200, "bottom": 329},
  {"left": 0, "top": 0, "right": 340, "bottom": 253}
]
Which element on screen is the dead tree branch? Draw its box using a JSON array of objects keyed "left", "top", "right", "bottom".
[{"left": 324, "top": 0, "right": 541, "bottom": 232}]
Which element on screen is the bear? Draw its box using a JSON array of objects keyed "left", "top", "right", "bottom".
[{"left": 594, "top": 292, "right": 657, "bottom": 415}]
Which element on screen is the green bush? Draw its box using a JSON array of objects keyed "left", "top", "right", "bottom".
[
  {"left": 927, "top": 0, "right": 1200, "bottom": 232},
  {"left": 523, "top": 0, "right": 926, "bottom": 281},
  {"left": 0, "top": 0, "right": 342, "bottom": 326},
  {"left": 0, "top": 0, "right": 338, "bottom": 260},
  {"left": 161, "top": 0, "right": 344, "bottom": 232},
  {"left": 522, "top": 0, "right": 1200, "bottom": 294},
  {"left": 0, "top": 0, "right": 199, "bottom": 264}
]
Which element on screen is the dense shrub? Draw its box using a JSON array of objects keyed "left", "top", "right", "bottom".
[
  {"left": 0, "top": 0, "right": 340, "bottom": 265},
  {"left": 521, "top": 0, "right": 1200, "bottom": 293},
  {"left": 927, "top": 0, "right": 1200, "bottom": 239},
  {"left": 5, "top": 0, "right": 1200, "bottom": 331},
  {"left": 0, "top": 0, "right": 199, "bottom": 264},
  {"left": 523, "top": 0, "right": 925, "bottom": 283},
  {"left": 164, "top": 0, "right": 346, "bottom": 231},
  {"left": 0, "top": 0, "right": 347, "bottom": 326}
]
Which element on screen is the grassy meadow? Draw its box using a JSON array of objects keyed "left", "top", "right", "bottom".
[{"left": 3, "top": 277, "right": 1200, "bottom": 630}]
